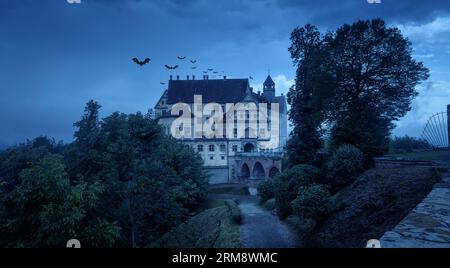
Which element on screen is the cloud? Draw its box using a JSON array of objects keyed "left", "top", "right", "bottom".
[
  {"left": 252, "top": 74, "right": 293, "bottom": 96},
  {"left": 393, "top": 80, "right": 450, "bottom": 137},
  {"left": 275, "top": 0, "right": 450, "bottom": 27},
  {"left": 397, "top": 17, "right": 450, "bottom": 39}
]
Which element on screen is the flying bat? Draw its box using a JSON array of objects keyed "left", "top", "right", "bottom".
[
  {"left": 203, "top": 71, "right": 208, "bottom": 74},
  {"left": 132, "top": 57, "right": 150, "bottom": 66},
  {"left": 165, "top": 65, "right": 179, "bottom": 70},
  {"left": 207, "top": 68, "right": 213, "bottom": 71},
  {"left": 190, "top": 60, "right": 197, "bottom": 64},
  {"left": 213, "top": 71, "right": 218, "bottom": 74},
  {"left": 191, "top": 67, "right": 197, "bottom": 69},
  {"left": 249, "top": 76, "right": 254, "bottom": 80},
  {"left": 177, "top": 56, "right": 186, "bottom": 60},
  {"left": 160, "top": 82, "right": 166, "bottom": 85}
]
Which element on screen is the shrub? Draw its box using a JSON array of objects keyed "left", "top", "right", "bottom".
[
  {"left": 225, "top": 200, "right": 241, "bottom": 224},
  {"left": 291, "top": 184, "right": 330, "bottom": 222},
  {"left": 328, "top": 144, "right": 364, "bottom": 188},
  {"left": 257, "top": 179, "right": 275, "bottom": 202},
  {"left": 263, "top": 198, "right": 276, "bottom": 211},
  {"left": 273, "top": 164, "right": 321, "bottom": 219}
]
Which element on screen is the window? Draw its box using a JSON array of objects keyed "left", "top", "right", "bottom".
[
  {"left": 197, "top": 144, "right": 203, "bottom": 152},
  {"left": 220, "top": 144, "right": 226, "bottom": 152},
  {"left": 232, "top": 145, "right": 238, "bottom": 152},
  {"left": 209, "top": 144, "right": 215, "bottom": 152},
  {"left": 210, "top": 156, "right": 214, "bottom": 160},
  {"left": 221, "top": 156, "right": 225, "bottom": 160},
  {"left": 233, "top": 128, "right": 238, "bottom": 138}
]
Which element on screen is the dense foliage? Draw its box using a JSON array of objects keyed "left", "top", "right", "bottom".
[
  {"left": 286, "top": 19, "right": 429, "bottom": 165},
  {"left": 273, "top": 164, "right": 322, "bottom": 219},
  {"left": 292, "top": 184, "right": 330, "bottom": 222},
  {"left": 327, "top": 145, "right": 365, "bottom": 189},
  {"left": 257, "top": 179, "right": 275, "bottom": 202},
  {"left": 0, "top": 101, "right": 208, "bottom": 248},
  {"left": 389, "top": 135, "right": 431, "bottom": 154},
  {"left": 286, "top": 25, "right": 331, "bottom": 166}
]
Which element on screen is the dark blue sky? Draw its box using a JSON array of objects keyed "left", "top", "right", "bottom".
[{"left": 2, "top": 0, "right": 450, "bottom": 146}]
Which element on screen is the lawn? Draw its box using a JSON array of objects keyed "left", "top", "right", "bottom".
[{"left": 387, "top": 150, "right": 450, "bottom": 162}]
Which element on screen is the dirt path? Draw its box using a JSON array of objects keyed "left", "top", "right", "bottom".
[{"left": 238, "top": 196, "right": 300, "bottom": 248}]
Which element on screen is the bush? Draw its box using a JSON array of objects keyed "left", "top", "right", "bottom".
[
  {"left": 273, "top": 164, "right": 321, "bottom": 219},
  {"left": 257, "top": 179, "right": 275, "bottom": 202},
  {"left": 291, "top": 184, "right": 330, "bottom": 222},
  {"left": 225, "top": 200, "right": 241, "bottom": 224},
  {"left": 263, "top": 198, "right": 276, "bottom": 211},
  {"left": 328, "top": 144, "right": 364, "bottom": 188}
]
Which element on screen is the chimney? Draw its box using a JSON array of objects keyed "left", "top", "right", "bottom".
[
  {"left": 170, "top": 75, "right": 173, "bottom": 80},
  {"left": 206, "top": 75, "right": 209, "bottom": 80},
  {"left": 193, "top": 75, "right": 195, "bottom": 80},
  {"left": 176, "top": 75, "right": 179, "bottom": 80},
  {"left": 223, "top": 76, "right": 227, "bottom": 80},
  {"left": 187, "top": 75, "right": 190, "bottom": 80}
]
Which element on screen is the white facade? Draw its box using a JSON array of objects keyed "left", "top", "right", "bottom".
[{"left": 154, "top": 75, "right": 287, "bottom": 183}]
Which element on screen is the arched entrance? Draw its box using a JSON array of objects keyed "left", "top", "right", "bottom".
[
  {"left": 252, "top": 162, "right": 265, "bottom": 178},
  {"left": 241, "top": 163, "right": 250, "bottom": 179},
  {"left": 269, "top": 167, "right": 280, "bottom": 178},
  {"left": 244, "top": 143, "right": 254, "bottom": 152}
]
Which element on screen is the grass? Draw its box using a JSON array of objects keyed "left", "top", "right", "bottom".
[
  {"left": 386, "top": 150, "right": 450, "bottom": 162},
  {"left": 152, "top": 204, "right": 241, "bottom": 248},
  {"left": 208, "top": 183, "right": 249, "bottom": 195}
]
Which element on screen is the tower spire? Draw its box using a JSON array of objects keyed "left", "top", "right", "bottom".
[{"left": 263, "top": 74, "right": 275, "bottom": 99}]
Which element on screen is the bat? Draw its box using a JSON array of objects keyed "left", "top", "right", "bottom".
[
  {"left": 191, "top": 67, "right": 197, "bottom": 69},
  {"left": 177, "top": 56, "right": 186, "bottom": 60},
  {"left": 190, "top": 60, "right": 197, "bottom": 63},
  {"left": 132, "top": 57, "right": 150, "bottom": 66},
  {"left": 165, "top": 65, "right": 179, "bottom": 70},
  {"left": 207, "top": 68, "right": 213, "bottom": 71},
  {"left": 203, "top": 71, "right": 208, "bottom": 74},
  {"left": 160, "top": 82, "right": 166, "bottom": 85},
  {"left": 213, "top": 71, "right": 218, "bottom": 74},
  {"left": 249, "top": 76, "right": 254, "bottom": 80}
]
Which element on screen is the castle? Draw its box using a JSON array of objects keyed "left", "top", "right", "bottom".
[{"left": 154, "top": 74, "right": 287, "bottom": 185}]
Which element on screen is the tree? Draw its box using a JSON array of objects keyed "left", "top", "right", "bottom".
[
  {"left": 73, "top": 100, "right": 101, "bottom": 148},
  {"left": 0, "top": 154, "right": 119, "bottom": 247},
  {"left": 327, "top": 19, "right": 429, "bottom": 160},
  {"left": 0, "top": 101, "right": 208, "bottom": 248},
  {"left": 67, "top": 105, "right": 208, "bottom": 247},
  {"left": 389, "top": 135, "right": 431, "bottom": 153},
  {"left": 286, "top": 25, "right": 334, "bottom": 166}
]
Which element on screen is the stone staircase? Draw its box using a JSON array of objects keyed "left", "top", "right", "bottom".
[{"left": 379, "top": 173, "right": 450, "bottom": 248}]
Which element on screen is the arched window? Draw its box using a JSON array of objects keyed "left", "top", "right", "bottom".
[
  {"left": 241, "top": 163, "right": 250, "bottom": 179},
  {"left": 244, "top": 143, "right": 254, "bottom": 152},
  {"left": 269, "top": 167, "right": 280, "bottom": 178},
  {"left": 252, "top": 162, "right": 265, "bottom": 178}
]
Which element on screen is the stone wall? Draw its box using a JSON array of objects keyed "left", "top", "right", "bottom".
[{"left": 205, "top": 166, "right": 229, "bottom": 184}]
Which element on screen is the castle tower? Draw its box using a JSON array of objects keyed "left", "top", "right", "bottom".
[{"left": 263, "top": 75, "right": 275, "bottom": 99}]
